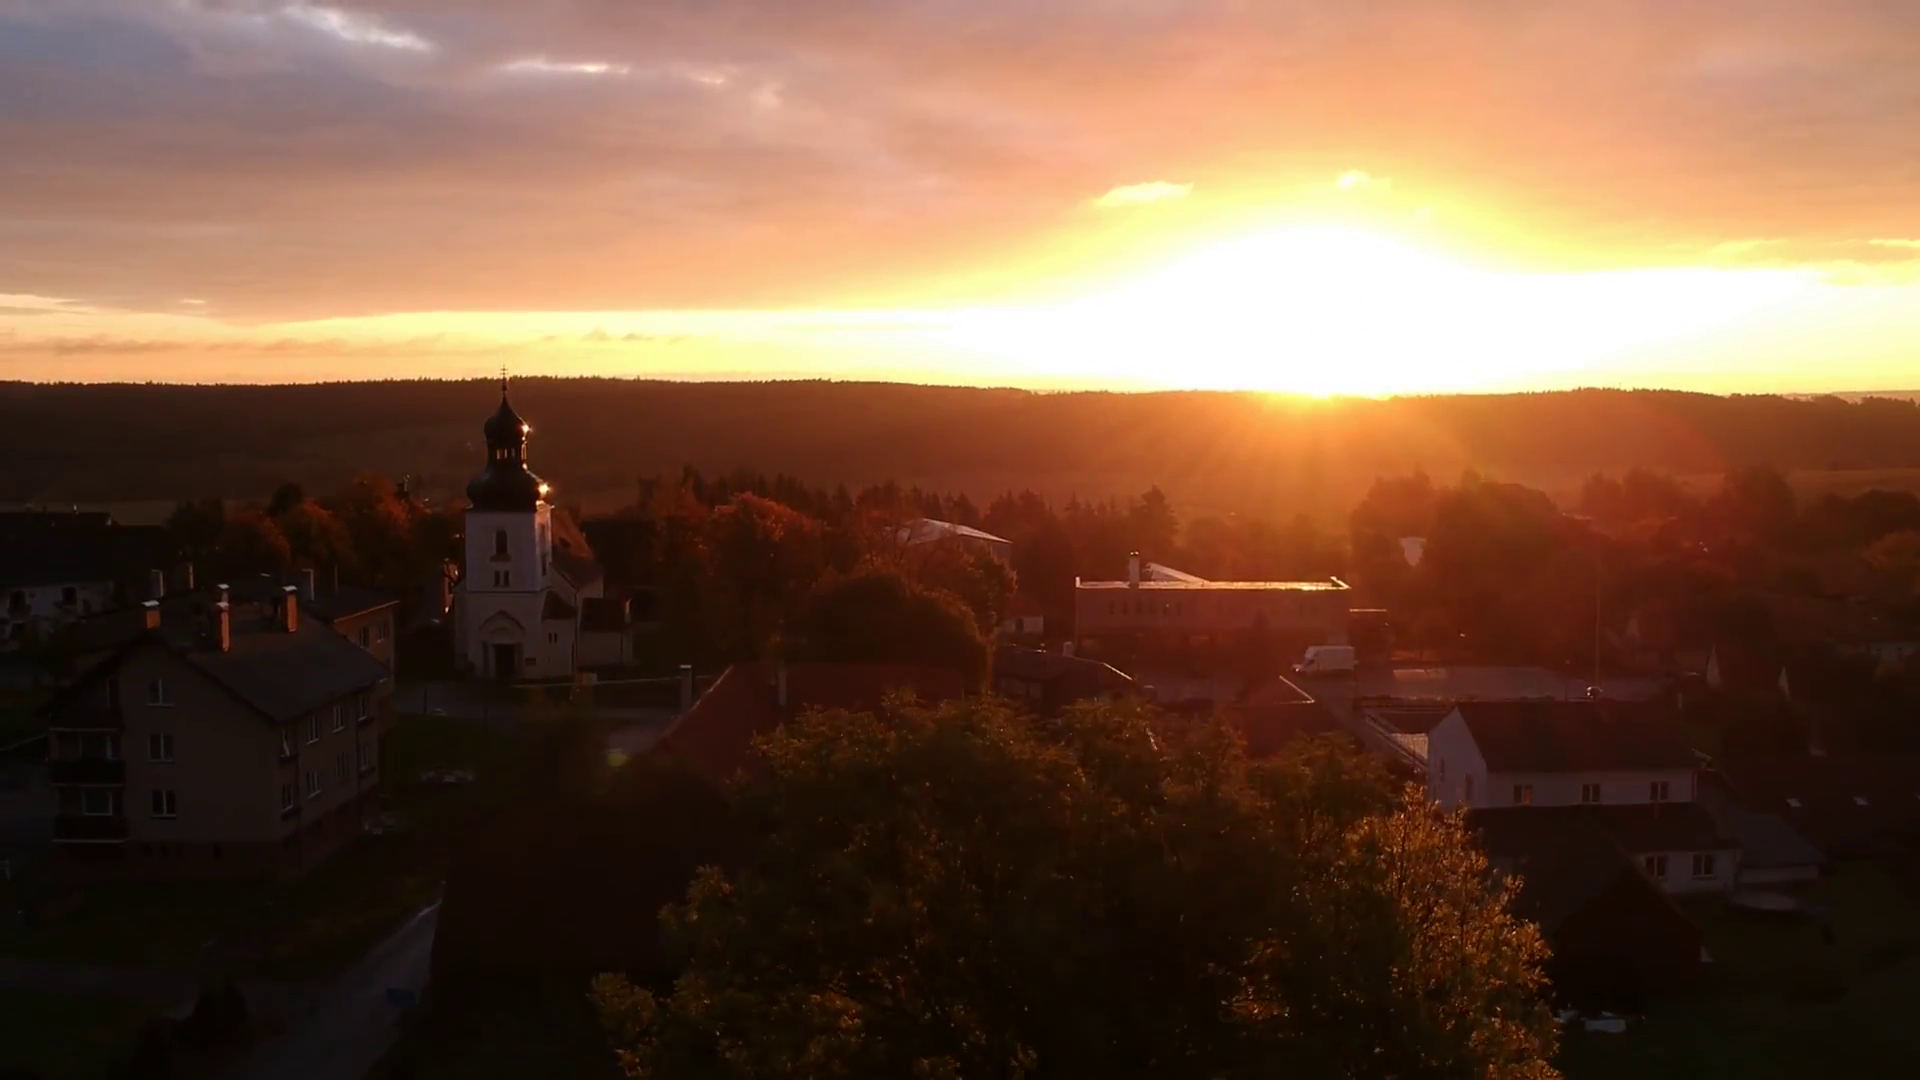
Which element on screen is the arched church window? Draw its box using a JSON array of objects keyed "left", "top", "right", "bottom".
[{"left": 494, "top": 529, "right": 509, "bottom": 557}]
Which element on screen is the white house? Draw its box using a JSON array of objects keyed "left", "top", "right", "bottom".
[
  {"left": 451, "top": 380, "right": 609, "bottom": 681},
  {"left": 1429, "top": 700, "right": 1739, "bottom": 895}
]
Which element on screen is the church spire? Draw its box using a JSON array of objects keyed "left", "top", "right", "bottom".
[{"left": 466, "top": 371, "right": 545, "bottom": 511}]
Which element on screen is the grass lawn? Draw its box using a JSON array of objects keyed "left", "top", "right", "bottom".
[
  {"left": 1560, "top": 863, "right": 1920, "bottom": 1079},
  {"left": 0, "top": 988, "right": 154, "bottom": 1079},
  {"left": 0, "top": 714, "right": 507, "bottom": 980}
]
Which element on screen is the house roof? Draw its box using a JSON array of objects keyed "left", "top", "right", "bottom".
[
  {"left": 1454, "top": 700, "right": 1696, "bottom": 773},
  {"left": 992, "top": 646, "right": 1137, "bottom": 700},
  {"left": 302, "top": 585, "right": 398, "bottom": 622},
  {"left": 1243, "top": 675, "right": 1316, "bottom": 707},
  {"left": 579, "top": 596, "right": 628, "bottom": 633},
  {"left": 43, "top": 598, "right": 388, "bottom": 725},
  {"left": 1227, "top": 702, "right": 1344, "bottom": 759},
  {"left": 1698, "top": 773, "right": 1825, "bottom": 872},
  {"left": 0, "top": 517, "right": 181, "bottom": 589},
  {"left": 1714, "top": 754, "right": 1920, "bottom": 856},
  {"left": 549, "top": 507, "right": 606, "bottom": 590},
  {"left": 899, "top": 518, "right": 1011, "bottom": 547},
  {"left": 541, "top": 591, "right": 577, "bottom": 621},
  {"left": 1483, "top": 819, "right": 1650, "bottom": 933},
  {"left": 1471, "top": 804, "right": 1734, "bottom": 859},
  {"left": 652, "top": 663, "right": 967, "bottom": 792}
]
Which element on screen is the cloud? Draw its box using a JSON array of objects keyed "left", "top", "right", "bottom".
[
  {"left": 1092, "top": 181, "right": 1192, "bottom": 209},
  {"left": 280, "top": 3, "right": 433, "bottom": 53},
  {"left": 5, "top": 0, "right": 1920, "bottom": 329},
  {"left": 1869, "top": 239, "right": 1920, "bottom": 251},
  {"left": 1337, "top": 170, "right": 1390, "bottom": 191}
]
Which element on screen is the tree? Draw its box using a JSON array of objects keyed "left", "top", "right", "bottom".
[
  {"left": 276, "top": 498, "right": 356, "bottom": 576},
  {"left": 593, "top": 701, "right": 1558, "bottom": 1079},
  {"left": 214, "top": 509, "right": 291, "bottom": 579},
  {"left": 700, "top": 494, "right": 828, "bottom": 660},
  {"left": 908, "top": 539, "right": 1017, "bottom": 635},
  {"left": 787, "top": 569, "right": 990, "bottom": 688},
  {"left": 165, "top": 498, "right": 227, "bottom": 565}
]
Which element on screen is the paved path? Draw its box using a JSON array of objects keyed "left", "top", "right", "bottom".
[{"left": 222, "top": 904, "right": 440, "bottom": 1080}]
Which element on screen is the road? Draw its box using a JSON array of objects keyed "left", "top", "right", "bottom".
[{"left": 223, "top": 904, "right": 439, "bottom": 1080}]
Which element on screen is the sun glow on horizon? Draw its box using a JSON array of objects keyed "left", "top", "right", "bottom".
[{"left": 941, "top": 226, "right": 1818, "bottom": 396}]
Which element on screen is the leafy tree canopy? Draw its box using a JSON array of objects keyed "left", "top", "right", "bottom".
[{"left": 594, "top": 700, "right": 1558, "bottom": 1079}]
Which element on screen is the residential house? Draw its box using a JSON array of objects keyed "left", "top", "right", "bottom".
[
  {"left": 1, "top": 510, "right": 186, "bottom": 647},
  {"left": 652, "top": 663, "right": 967, "bottom": 792},
  {"left": 39, "top": 584, "right": 393, "bottom": 879},
  {"left": 1430, "top": 700, "right": 1739, "bottom": 895},
  {"left": 1706, "top": 754, "right": 1920, "bottom": 862},
  {"left": 1224, "top": 675, "right": 1347, "bottom": 760},
  {"left": 998, "top": 592, "right": 1046, "bottom": 640},
  {"left": 992, "top": 645, "right": 1139, "bottom": 717},
  {"left": 896, "top": 519, "right": 1012, "bottom": 564},
  {"left": 1073, "top": 554, "right": 1351, "bottom": 667}
]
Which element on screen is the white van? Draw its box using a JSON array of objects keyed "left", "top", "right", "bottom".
[{"left": 1293, "top": 645, "right": 1357, "bottom": 675}]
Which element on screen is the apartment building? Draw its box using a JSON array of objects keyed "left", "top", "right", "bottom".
[{"left": 41, "top": 584, "right": 393, "bottom": 879}]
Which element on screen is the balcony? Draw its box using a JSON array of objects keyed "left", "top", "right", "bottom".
[
  {"left": 49, "top": 759, "right": 126, "bottom": 785},
  {"left": 53, "top": 815, "right": 129, "bottom": 843}
]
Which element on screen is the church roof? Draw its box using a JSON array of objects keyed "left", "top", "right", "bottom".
[{"left": 466, "top": 378, "right": 547, "bottom": 512}]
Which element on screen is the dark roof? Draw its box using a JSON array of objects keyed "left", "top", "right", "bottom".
[
  {"left": 541, "top": 591, "right": 577, "bottom": 621},
  {"left": 551, "top": 548, "right": 603, "bottom": 591},
  {"left": 182, "top": 621, "right": 389, "bottom": 722},
  {"left": 653, "top": 663, "right": 967, "bottom": 792},
  {"left": 0, "top": 517, "right": 181, "bottom": 589},
  {"left": 1243, "top": 675, "right": 1316, "bottom": 707},
  {"left": 1227, "top": 702, "right": 1345, "bottom": 759},
  {"left": 1470, "top": 804, "right": 1735, "bottom": 860},
  {"left": 1715, "top": 754, "right": 1920, "bottom": 857},
  {"left": 467, "top": 384, "right": 546, "bottom": 512},
  {"left": 302, "top": 585, "right": 398, "bottom": 622},
  {"left": 1481, "top": 818, "right": 1649, "bottom": 933},
  {"left": 579, "top": 597, "right": 628, "bottom": 633},
  {"left": 43, "top": 600, "right": 388, "bottom": 725},
  {"left": 1455, "top": 701, "right": 1696, "bottom": 773},
  {"left": 1698, "top": 773, "right": 1824, "bottom": 872},
  {"left": 992, "top": 646, "right": 1136, "bottom": 700}
]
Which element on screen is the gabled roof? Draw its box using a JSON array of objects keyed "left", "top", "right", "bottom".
[
  {"left": 579, "top": 596, "right": 629, "bottom": 633},
  {"left": 1469, "top": 804, "right": 1734, "bottom": 930},
  {"left": 652, "top": 663, "right": 967, "bottom": 792},
  {"left": 992, "top": 646, "right": 1136, "bottom": 700},
  {"left": 541, "top": 591, "right": 578, "bottom": 621},
  {"left": 898, "top": 518, "right": 1011, "bottom": 547},
  {"left": 1715, "top": 754, "right": 1920, "bottom": 856},
  {"left": 1453, "top": 701, "right": 1695, "bottom": 773},
  {"left": 302, "top": 585, "right": 398, "bottom": 623}
]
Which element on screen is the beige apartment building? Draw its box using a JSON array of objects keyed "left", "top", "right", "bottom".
[{"left": 43, "top": 585, "right": 393, "bottom": 879}]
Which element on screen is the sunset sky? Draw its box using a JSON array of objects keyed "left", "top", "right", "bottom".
[{"left": 4, "top": 1, "right": 1920, "bottom": 395}]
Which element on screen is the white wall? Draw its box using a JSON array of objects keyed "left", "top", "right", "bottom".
[
  {"left": 1636, "top": 847, "right": 1740, "bottom": 894},
  {"left": 1426, "top": 710, "right": 1489, "bottom": 811},
  {"left": 1482, "top": 768, "right": 1699, "bottom": 809},
  {"left": 463, "top": 506, "right": 551, "bottom": 599},
  {"left": 2, "top": 580, "right": 116, "bottom": 620}
]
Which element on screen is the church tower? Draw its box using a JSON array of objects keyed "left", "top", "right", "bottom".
[{"left": 457, "top": 375, "right": 555, "bottom": 679}]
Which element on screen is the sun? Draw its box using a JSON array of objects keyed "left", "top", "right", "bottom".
[{"left": 942, "top": 225, "right": 1814, "bottom": 396}]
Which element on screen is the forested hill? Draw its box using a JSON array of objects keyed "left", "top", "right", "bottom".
[{"left": 7, "top": 379, "right": 1920, "bottom": 515}]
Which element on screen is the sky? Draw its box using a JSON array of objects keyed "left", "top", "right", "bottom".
[{"left": 4, "top": 0, "right": 1920, "bottom": 395}]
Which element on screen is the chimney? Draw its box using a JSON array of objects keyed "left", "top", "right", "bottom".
[
  {"left": 217, "top": 583, "right": 230, "bottom": 609},
  {"left": 216, "top": 600, "right": 231, "bottom": 652},
  {"left": 1062, "top": 641, "right": 1076, "bottom": 658},
  {"left": 302, "top": 567, "right": 317, "bottom": 602},
  {"left": 148, "top": 569, "right": 167, "bottom": 601},
  {"left": 1128, "top": 552, "right": 1141, "bottom": 588},
  {"left": 678, "top": 663, "right": 694, "bottom": 713},
  {"left": 777, "top": 664, "right": 789, "bottom": 709},
  {"left": 141, "top": 600, "right": 161, "bottom": 631},
  {"left": 280, "top": 585, "right": 299, "bottom": 633},
  {"left": 184, "top": 563, "right": 194, "bottom": 591}
]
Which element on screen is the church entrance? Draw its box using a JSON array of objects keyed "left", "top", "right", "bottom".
[{"left": 490, "top": 642, "right": 518, "bottom": 682}]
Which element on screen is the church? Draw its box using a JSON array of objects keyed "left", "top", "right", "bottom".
[{"left": 452, "top": 378, "right": 621, "bottom": 680}]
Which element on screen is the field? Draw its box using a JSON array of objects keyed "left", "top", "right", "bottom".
[{"left": 1560, "top": 864, "right": 1920, "bottom": 1079}]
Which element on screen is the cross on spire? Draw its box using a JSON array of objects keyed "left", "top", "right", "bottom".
[{"left": 499, "top": 365, "right": 509, "bottom": 397}]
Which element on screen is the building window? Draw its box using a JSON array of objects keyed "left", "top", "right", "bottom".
[
  {"left": 358, "top": 626, "right": 372, "bottom": 648},
  {"left": 61, "top": 586, "right": 78, "bottom": 606},
  {"left": 280, "top": 730, "right": 296, "bottom": 758},
  {"left": 332, "top": 704, "right": 346, "bottom": 733},
  {"left": 1692, "top": 853, "right": 1717, "bottom": 879},
  {"left": 1650, "top": 780, "right": 1671, "bottom": 803},
  {"left": 548, "top": 631, "right": 559, "bottom": 645},
  {"left": 494, "top": 529, "right": 509, "bottom": 556},
  {"left": 150, "top": 790, "right": 177, "bottom": 818},
  {"left": 1580, "top": 783, "right": 1601, "bottom": 804},
  {"left": 147, "top": 679, "right": 171, "bottom": 706},
  {"left": 305, "top": 770, "right": 321, "bottom": 799},
  {"left": 307, "top": 716, "right": 321, "bottom": 744},
  {"left": 1644, "top": 855, "right": 1668, "bottom": 880},
  {"left": 377, "top": 617, "right": 390, "bottom": 642},
  {"left": 1512, "top": 784, "right": 1533, "bottom": 806},
  {"left": 148, "top": 733, "right": 175, "bottom": 763},
  {"left": 355, "top": 692, "right": 370, "bottom": 721},
  {"left": 281, "top": 783, "right": 296, "bottom": 812},
  {"left": 81, "top": 789, "right": 118, "bottom": 816},
  {"left": 335, "top": 752, "right": 348, "bottom": 785}
]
